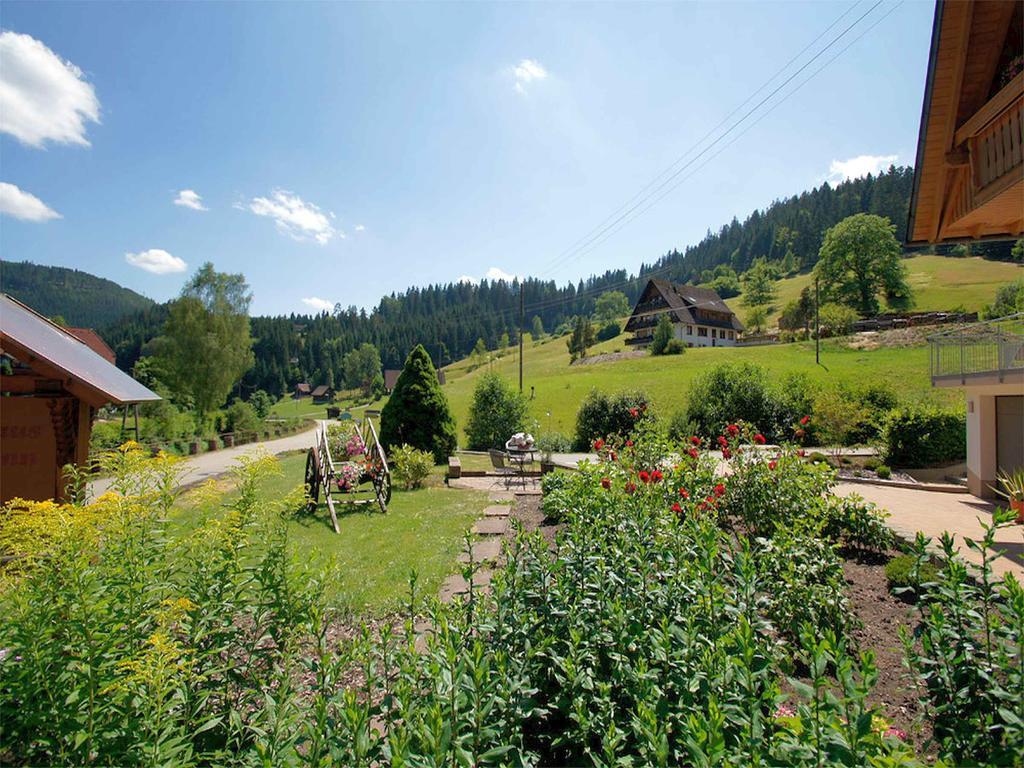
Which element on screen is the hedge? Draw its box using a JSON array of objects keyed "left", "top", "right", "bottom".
[{"left": 882, "top": 407, "right": 966, "bottom": 468}]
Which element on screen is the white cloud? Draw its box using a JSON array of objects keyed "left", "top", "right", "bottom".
[
  {"left": 0, "top": 30, "right": 100, "bottom": 148},
  {"left": 512, "top": 58, "right": 547, "bottom": 94},
  {"left": 0, "top": 181, "right": 61, "bottom": 221},
  {"left": 125, "top": 248, "right": 187, "bottom": 275},
  {"left": 458, "top": 267, "right": 519, "bottom": 285},
  {"left": 827, "top": 154, "right": 898, "bottom": 184},
  {"left": 354, "top": 223, "right": 366, "bottom": 232},
  {"left": 244, "top": 189, "right": 339, "bottom": 244},
  {"left": 301, "top": 297, "right": 335, "bottom": 313},
  {"left": 174, "top": 189, "right": 207, "bottom": 211}
]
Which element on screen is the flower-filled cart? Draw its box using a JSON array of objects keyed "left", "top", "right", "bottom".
[{"left": 304, "top": 417, "right": 391, "bottom": 532}]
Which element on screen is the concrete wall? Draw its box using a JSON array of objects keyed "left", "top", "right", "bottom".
[
  {"left": 965, "top": 382, "right": 1024, "bottom": 498},
  {"left": 672, "top": 323, "right": 737, "bottom": 348}
]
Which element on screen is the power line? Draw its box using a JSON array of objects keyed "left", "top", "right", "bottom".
[{"left": 540, "top": 0, "right": 888, "bottom": 278}]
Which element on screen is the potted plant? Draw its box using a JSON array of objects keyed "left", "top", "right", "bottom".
[
  {"left": 536, "top": 432, "right": 568, "bottom": 475},
  {"left": 993, "top": 469, "right": 1024, "bottom": 524}
]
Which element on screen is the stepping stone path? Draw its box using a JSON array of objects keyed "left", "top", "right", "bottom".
[{"left": 440, "top": 501, "right": 515, "bottom": 603}]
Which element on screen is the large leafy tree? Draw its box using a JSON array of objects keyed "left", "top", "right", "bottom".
[
  {"left": 156, "top": 263, "right": 254, "bottom": 422},
  {"left": 816, "top": 214, "right": 912, "bottom": 316},
  {"left": 380, "top": 345, "right": 457, "bottom": 463},
  {"left": 593, "top": 290, "right": 630, "bottom": 324},
  {"left": 342, "top": 342, "right": 382, "bottom": 394},
  {"left": 465, "top": 372, "right": 529, "bottom": 450},
  {"left": 740, "top": 258, "right": 778, "bottom": 307}
]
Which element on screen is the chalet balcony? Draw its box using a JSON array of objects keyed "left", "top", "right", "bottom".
[
  {"left": 929, "top": 313, "right": 1024, "bottom": 386},
  {"left": 625, "top": 335, "right": 650, "bottom": 346}
]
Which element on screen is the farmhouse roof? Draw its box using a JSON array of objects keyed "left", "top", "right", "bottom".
[
  {"left": 0, "top": 294, "right": 160, "bottom": 405},
  {"left": 311, "top": 384, "right": 331, "bottom": 397},
  {"left": 66, "top": 327, "right": 117, "bottom": 365},
  {"left": 628, "top": 279, "right": 745, "bottom": 333},
  {"left": 384, "top": 368, "right": 445, "bottom": 391},
  {"left": 295, "top": 382, "right": 312, "bottom": 394}
]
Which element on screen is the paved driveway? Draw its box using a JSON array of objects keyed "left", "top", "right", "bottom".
[
  {"left": 89, "top": 424, "right": 319, "bottom": 498},
  {"left": 835, "top": 482, "right": 1023, "bottom": 579}
]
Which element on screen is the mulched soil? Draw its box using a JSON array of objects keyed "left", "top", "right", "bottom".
[
  {"left": 506, "top": 493, "right": 562, "bottom": 548},
  {"left": 841, "top": 549, "right": 936, "bottom": 760}
]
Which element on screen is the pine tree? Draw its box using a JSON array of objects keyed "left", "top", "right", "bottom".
[
  {"left": 650, "top": 313, "right": 674, "bottom": 355},
  {"left": 380, "top": 344, "right": 457, "bottom": 463}
]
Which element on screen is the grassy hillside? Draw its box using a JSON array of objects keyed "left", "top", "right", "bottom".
[
  {"left": 1, "top": 260, "right": 155, "bottom": 328},
  {"left": 724, "top": 255, "right": 1021, "bottom": 329},
  {"left": 439, "top": 323, "right": 961, "bottom": 441}
]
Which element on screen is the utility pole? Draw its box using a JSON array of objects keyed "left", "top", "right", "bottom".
[
  {"left": 519, "top": 282, "right": 525, "bottom": 392},
  {"left": 814, "top": 275, "right": 820, "bottom": 366}
]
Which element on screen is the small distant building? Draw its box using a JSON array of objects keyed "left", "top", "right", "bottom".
[
  {"left": 311, "top": 385, "right": 333, "bottom": 403},
  {"left": 624, "top": 279, "right": 744, "bottom": 349},
  {"left": 0, "top": 294, "right": 160, "bottom": 503},
  {"left": 294, "top": 382, "right": 312, "bottom": 398},
  {"left": 909, "top": 0, "right": 1023, "bottom": 499},
  {"left": 383, "top": 368, "right": 445, "bottom": 393}
]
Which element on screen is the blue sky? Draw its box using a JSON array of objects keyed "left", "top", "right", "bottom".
[{"left": 0, "top": 1, "right": 934, "bottom": 316}]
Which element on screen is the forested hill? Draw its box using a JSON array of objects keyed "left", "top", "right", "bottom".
[
  {"left": 1, "top": 260, "right": 155, "bottom": 328},
  {"left": 100, "top": 164, "right": 1013, "bottom": 394}
]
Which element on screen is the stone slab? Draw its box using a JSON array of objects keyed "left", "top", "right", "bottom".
[
  {"left": 457, "top": 538, "right": 502, "bottom": 564},
  {"left": 438, "top": 570, "right": 493, "bottom": 603},
  {"left": 483, "top": 505, "right": 512, "bottom": 517},
  {"left": 472, "top": 518, "right": 508, "bottom": 535}
]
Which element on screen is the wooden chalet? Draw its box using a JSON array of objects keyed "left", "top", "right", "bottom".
[
  {"left": 383, "top": 368, "right": 445, "bottom": 393},
  {"left": 294, "top": 382, "right": 312, "bottom": 398},
  {"left": 624, "top": 279, "right": 744, "bottom": 349},
  {"left": 0, "top": 294, "right": 160, "bottom": 503},
  {"left": 908, "top": 0, "right": 1024, "bottom": 500},
  {"left": 907, "top": 0, "right": 1023, "bottom": 244},
  {"left": 311, "top": 384, "right": 334, "bottom": 404}
]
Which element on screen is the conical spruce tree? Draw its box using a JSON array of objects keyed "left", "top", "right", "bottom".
[{"left": 380, "top": 344, "right": 457, "bottom": 463}]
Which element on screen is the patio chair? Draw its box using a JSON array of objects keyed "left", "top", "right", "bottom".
[{"left": 488, "top": 448, "right": 517, "bottom": 489}]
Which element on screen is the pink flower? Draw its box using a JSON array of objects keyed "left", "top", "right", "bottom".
[
  {"left": 753, "top": 433, "right": 766, "bottom": 445},
  {"left": 884, "top": 727, "right": 907, "bottom": 742},
  {"left": 678, "top": 487, "right": 689, "bottom": 499},
  {"left": 671, "top": 502, "right": 683, "bottom": 514},
  {"left": 800, "top": 415, "right": 810, "bottom": 426},
  {"left": 690, "top": 436, "right": 701, "bottom": 446},
  {"left": 726, "top": 424, "right": 739, "bottom": 437},
  {"left": 625, "top": 481, "right": 637, "bottom": 494},
  {"left": 717, "top": 436, "right": 729, "bottom": 449},
  {"left": 638, "top": 470, "right": 651, "bottom": 484},
  {"left": 721, "top": 447, "right": 732, "bottom": 460},
  {"left": 797, "top": 449, "right": 806, "bottom": 458},
  {"left": 625, "top": 439, "right": 633, "bottom": 447},
  {"left": 688, "top": 447, "right": 699, "bottom": 459},
  {"left": 713, "top": 483, "right": 726, "bottom": 497},
  {"left": 629, "top": 407, "right": 639, "bottom": 418},
  {"left": 593, "top": 438, "right": 604, "bottom": 451},
  {"left": 651, "top": 469, "right": 663, "bottom": 483},
  {"left": 768, "top": 460, "right": 778, "bottom": 470},
  {"left": 600, "top": 477, "right": 611, "bottom": 489}
]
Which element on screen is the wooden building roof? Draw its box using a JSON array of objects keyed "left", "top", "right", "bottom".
[
  {"left": 66, "top": 327, "right": 117, "bottom": 365},
  {"left": 625, "top": 279, "right": 745, "bottom": 333},
  {"left": 907, "top": 0, "right": 1023, "bottom": 244},
  {"left": 0, "top": 294, "right": 160, "bottom": 406}
]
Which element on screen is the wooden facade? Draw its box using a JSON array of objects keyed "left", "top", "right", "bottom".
[
  {"left": 907, "top": 0, "right": 1024, "bottom": 244},
  {"left": 624, "top": 279, "right": 744, "bottom": 349},
  {"left": 0, "top": 295, "right": 160, "bottom": 503}
]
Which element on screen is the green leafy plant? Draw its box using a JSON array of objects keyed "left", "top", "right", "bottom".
[
  {"left": 875, "top": 464, "right": 891, "bottom": 480},
  {"left": 573, "top": 389, "right": 652, "bottom": 451},
  {"left": 389, "top": 444, "right": 433, "bottom": 489},
  {"left": 884, "top": 553, "right": 939, "bottom": 596},
  {"left": 882, "top": 407, "right": 965, "bottom": 468},
  {"left": 465, "top": 371, "right": 529, "bottom": 451}
]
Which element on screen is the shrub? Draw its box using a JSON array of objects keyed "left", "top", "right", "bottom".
[
  {"left": 863, "top": 457, "right": 881, "bottom": 471},
  {"left": 390, "top": 444, "right": 433, "bottom": 489},
  {"left": 902, "top": 513, "right": 1024, "bottom": 764},
  {"left": 817, "top": 302, "right": 859, "bottom": 337},
  {"left": 812, "top": 388, "right": 869, "bottom": 447},
  {"left": 595, "top": 321, "right": 621, "bottom": 341},
  {"left": 666, "top": 409, "right": 698, "bottom": 443},
  {"left": 884, "top": 553, "right": 938, "bottom": 592},
  {"left": 663, "top": 338, "right": 686, "bottom": 355},
  {"left": 536, "top": 431, "right": 571, "bottom": 458},
  {"left": 875, "top": 464, "right": 892, "bottom": 480},
  {"left": 380, "top": 344, "right": 457, "bottom": 463},
  {"left": 684, "top": 362, "right": 789, "bottom": 442},
  {"left": 823, "top": 494, "right": 895, "bottom": 551},
  {"left": 465, "top": 372, "right": 528, "bottom": 450},
  {"left": 249, "top": 389, "right": 274, "bottom": 419},
  {"left": 882, "top": 407, "right": 965, "bottom": 468},
  {"left": 539, "top": 470, "right": 574, "bottom": 521},
  {"left": 222, "top": 398, "right": 259, "bottom": 434},
  {"left": 807, "top": 451, "right": 830, "bottom": 465},
  {"left": 573, "top": 389, "right": 652, "bottom": 450}
]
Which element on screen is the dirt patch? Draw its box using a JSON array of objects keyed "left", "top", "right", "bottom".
[
  {"left": 841, "top": 551, "right": 934, "bottom": 756},
  {"left": 570, "top": 350, "right": 647, "bottom": 366},
  {"left": 507, "top": 494, "right": 563, "bottom": 548},
  {"left": 844, "top": 327, "right": 932, "bottom": 351}
]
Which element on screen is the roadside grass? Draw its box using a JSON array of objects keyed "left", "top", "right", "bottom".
[
  {"left": 724, "top": 255, "right": 1021, "bottom": 328},
  {"left": 171, "top": 452, "right": 487, "bottom": 614},
  {"left": 269, "top": 393, "right": 385, "bottom": 421}
]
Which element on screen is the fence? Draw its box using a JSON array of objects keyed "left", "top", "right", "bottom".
[{"left": 929, "top": 312, "right": 1024, "bottom": 380}]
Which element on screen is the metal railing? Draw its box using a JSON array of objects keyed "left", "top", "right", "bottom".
[{"left": 929, "top": 312, "right": 1024, "bottom": 381}]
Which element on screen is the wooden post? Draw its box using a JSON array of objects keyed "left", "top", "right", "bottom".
[
  {"left": 519, "top": 282, "right": 525, "bottom": 392},
  {"left": 814, "top": 276, "right": 820, "bottom": 366}
]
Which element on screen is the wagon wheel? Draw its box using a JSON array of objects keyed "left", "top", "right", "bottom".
[
  {"left": 373, "top": 468, "right": 391, "bottom": 514},
  {"left": 304, "top": 446, "right": 321, "bottom": 511}
]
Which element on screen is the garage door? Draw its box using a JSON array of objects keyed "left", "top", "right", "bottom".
[{"left": 996, "top": 395, "right": 1024, "bottom": 479}]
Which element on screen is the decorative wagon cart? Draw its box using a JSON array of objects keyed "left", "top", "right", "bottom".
[{"left": 304, "top": 417, "right": 391, "bottom": 532}]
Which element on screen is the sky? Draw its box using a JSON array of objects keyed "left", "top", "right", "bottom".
[{"left": 0, "top": 0, "right": 935, "bottom": 316}]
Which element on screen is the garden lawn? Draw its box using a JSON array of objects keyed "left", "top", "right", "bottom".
[
  {"left": 440, "top": 328, "right": 961, "bottom": 440},
  {"left": 725, "top": 254, "right": 1021, "bottom": 328},
  {"left": 269, "top": 393, "right": 385, "bottom": 421},
  {"left": 171, "top": 452, "right": 487, "bottom": 614}
]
